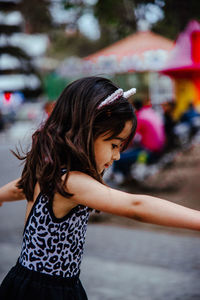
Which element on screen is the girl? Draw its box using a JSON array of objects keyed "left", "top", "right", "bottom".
[{"left": 0, "top": 76, "right": 200, "bottom": 300}]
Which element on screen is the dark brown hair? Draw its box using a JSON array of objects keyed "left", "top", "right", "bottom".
[{"left": 15, "top": 76, "right": 137, "bottom": 201}]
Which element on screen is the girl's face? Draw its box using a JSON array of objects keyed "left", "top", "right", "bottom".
[{"left": 94, "top": 120, "right": 133, "bottom": 174}]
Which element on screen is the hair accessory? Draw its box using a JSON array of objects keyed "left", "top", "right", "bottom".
[
  {"left": 98, "top": 87, "right": 136, "bottom": 109},
  {"left": 123, "top": 88, "right": 136, "bottom": 99},
  {"left": 98, "top": 88, "right": 123, "bottom": 109}
]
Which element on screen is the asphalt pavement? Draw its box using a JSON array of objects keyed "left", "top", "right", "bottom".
[{"left": 0, "top": 124, "right": 200, "bottom": 300}]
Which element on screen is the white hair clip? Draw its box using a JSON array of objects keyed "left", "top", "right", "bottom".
[
  {"left": 98, "top": 88, "right": 123, "bottom": 109},
  {"left": 98, "top": 87, "right": 136, "bottom": 109},
  {"left": 123, "top": 88, "right": 136, "bottom": 99}
]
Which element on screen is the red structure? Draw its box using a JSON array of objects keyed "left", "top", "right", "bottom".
[{"left": 161, "top": 20, "right": 200, "bottom": 119}]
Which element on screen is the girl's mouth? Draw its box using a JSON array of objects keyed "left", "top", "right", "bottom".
[{"left": 104, "top": 163, "right": 110, "bottom": 169}]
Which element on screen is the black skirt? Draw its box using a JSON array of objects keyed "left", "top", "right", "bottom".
[{"left": 0, "top": 261, "right": 88, "bottom": 300}]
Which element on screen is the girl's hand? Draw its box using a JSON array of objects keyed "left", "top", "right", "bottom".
[{"left": 0, "top": 179, "right": 26, "bottom": 203}]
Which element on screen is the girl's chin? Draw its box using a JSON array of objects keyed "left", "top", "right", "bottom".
[
  {"left": 98, "top": 168, "right": 105, "bottom": 175},
  {"left": 98, "top": 165, "right": 109, "bottom": 174}
]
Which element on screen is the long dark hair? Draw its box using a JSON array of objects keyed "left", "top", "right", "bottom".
[{"left": 15, "top": 76, "right": 137, "bottom": 201}]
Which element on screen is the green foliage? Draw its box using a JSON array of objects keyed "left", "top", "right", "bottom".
[
  {"left": 94, "top": 0, "right": 200, "bottom": 43},
  {"left": 47, "top": 29, "right": 107, "bottom": 59},
  {"left": 63, "top": 0, "right": 85, "bottom": 9},
  {"left": 2, "top": 0, "right": 200, "bottom": 74},
  {"left": 20, "top": 0, "right": 53, "bottom": 33},
  {"left": 152, "top": 0, "right": 200, "bottom": 39},
  {"left": 94, "top": 0, "right": 137, "bottom": 41},
  {"left": 43, "top": 72, "right": 69, "bottom": 101}
]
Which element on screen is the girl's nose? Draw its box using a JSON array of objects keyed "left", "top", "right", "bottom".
[{"left": 113, "top": 150, "right": 120, "bottom": 161}]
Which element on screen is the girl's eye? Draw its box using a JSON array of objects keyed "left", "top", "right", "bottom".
[{"left": 112, "top": 144, "right": 118, "bottom": 149}]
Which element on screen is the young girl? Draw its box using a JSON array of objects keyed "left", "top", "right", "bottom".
[{"left": 0, "top": 76, "right": 200, "bottom": 300}]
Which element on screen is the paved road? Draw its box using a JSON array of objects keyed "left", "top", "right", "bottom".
[{"left": 0, "top": 130, "right": 200, "bottom": 300}]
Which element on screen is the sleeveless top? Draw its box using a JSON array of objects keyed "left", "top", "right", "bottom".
[{"left": 18, "top": 191, "right": 91, "bottom": 278}]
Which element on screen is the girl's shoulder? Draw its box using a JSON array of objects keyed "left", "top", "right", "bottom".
[
  {"left": 65, "top": 170, "right": 93, "bottom": 185},
  {"left": 65, "top": 171, "right": 102, "bottom": 194},
  {"left": 65, "top": 171, "right": 133, "bottom": 217},
  {"left": 64, "top": 171, "right": 100, "bottom": 200}
]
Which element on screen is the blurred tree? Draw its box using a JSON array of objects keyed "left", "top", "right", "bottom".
[
  {"left": 94, "top": 0, "right": 200, "bottom": 41},
  {"left": 55, "top": 0, "right": 164, "bottom": 56},
  {"left": 20, "top": 0, "right": 53, "bottom": 33},
  {"left": 1, "top": 0, "right": 199, "bottom": 81},
  {"left": 0, "top": 0, "right": 43, "bottom": 98},
  {"left": 46, "top": 29, "right": 108, "bottom": 59},
  {"left": 94, "top": 0, "right": 137, "bottom": 44},
  {"left": 153, "top": 0, "right": 200, "bottom": 39}
]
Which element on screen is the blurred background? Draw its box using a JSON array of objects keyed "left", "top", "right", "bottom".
[{"left": 1, "top": 1, "right": 200, "bottom": 299}]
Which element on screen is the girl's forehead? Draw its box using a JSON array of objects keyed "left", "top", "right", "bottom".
[
  {"left": 117, "top": 120, "right": 133, "bottom": 139},
  {"left": 103, "top": 120, "right": 133, "bottom": 140}
]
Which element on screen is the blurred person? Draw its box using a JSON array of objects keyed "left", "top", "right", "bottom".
[
  {"left": 180, "top": 102, "right": 200, "bottom": 123},
  {"left": 113, "top": 98, "right": 166, "bottom": 180},
  {"left": 161, "top": 101, "right": 177, "bottom": 150},
  {"left": 180, "top": 102, "right": 200, "bottom": 136},
  {"left": 172, "top": 102, "right": 200, "bottom": 147},
  {"left": 1, "top": 77, "right": 200, "bottom": 300}
]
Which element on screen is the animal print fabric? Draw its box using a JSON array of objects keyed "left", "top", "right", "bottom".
[{"left": 19, "top": 193, "right": 90, "bottom": 278}]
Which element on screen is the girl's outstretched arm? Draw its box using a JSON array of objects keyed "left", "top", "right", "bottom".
[
  {"left": 66, "top": 171, "right": 200, "bottom": 231},
  {"left": 0, "top": 179, "right": 26, "bottom": 206}
]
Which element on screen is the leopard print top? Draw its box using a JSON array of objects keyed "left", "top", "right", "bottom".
[{"left": 19, "top": 192, "right": 90, "bottom": 278}]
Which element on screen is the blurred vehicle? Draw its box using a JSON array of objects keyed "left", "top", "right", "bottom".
[
  {"left": 0, "top": 109, "right": 5, "bottom": 132},
  {"left": 15, "top": 101, "right": 45, "bottom": 124},
  {"left": 5, "top": 101, "right": 46, "bottom": 143}
]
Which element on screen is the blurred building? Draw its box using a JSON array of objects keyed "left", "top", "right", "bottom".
[{"left": 57, "top": 30, "right": 175, "bottom": 105}]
